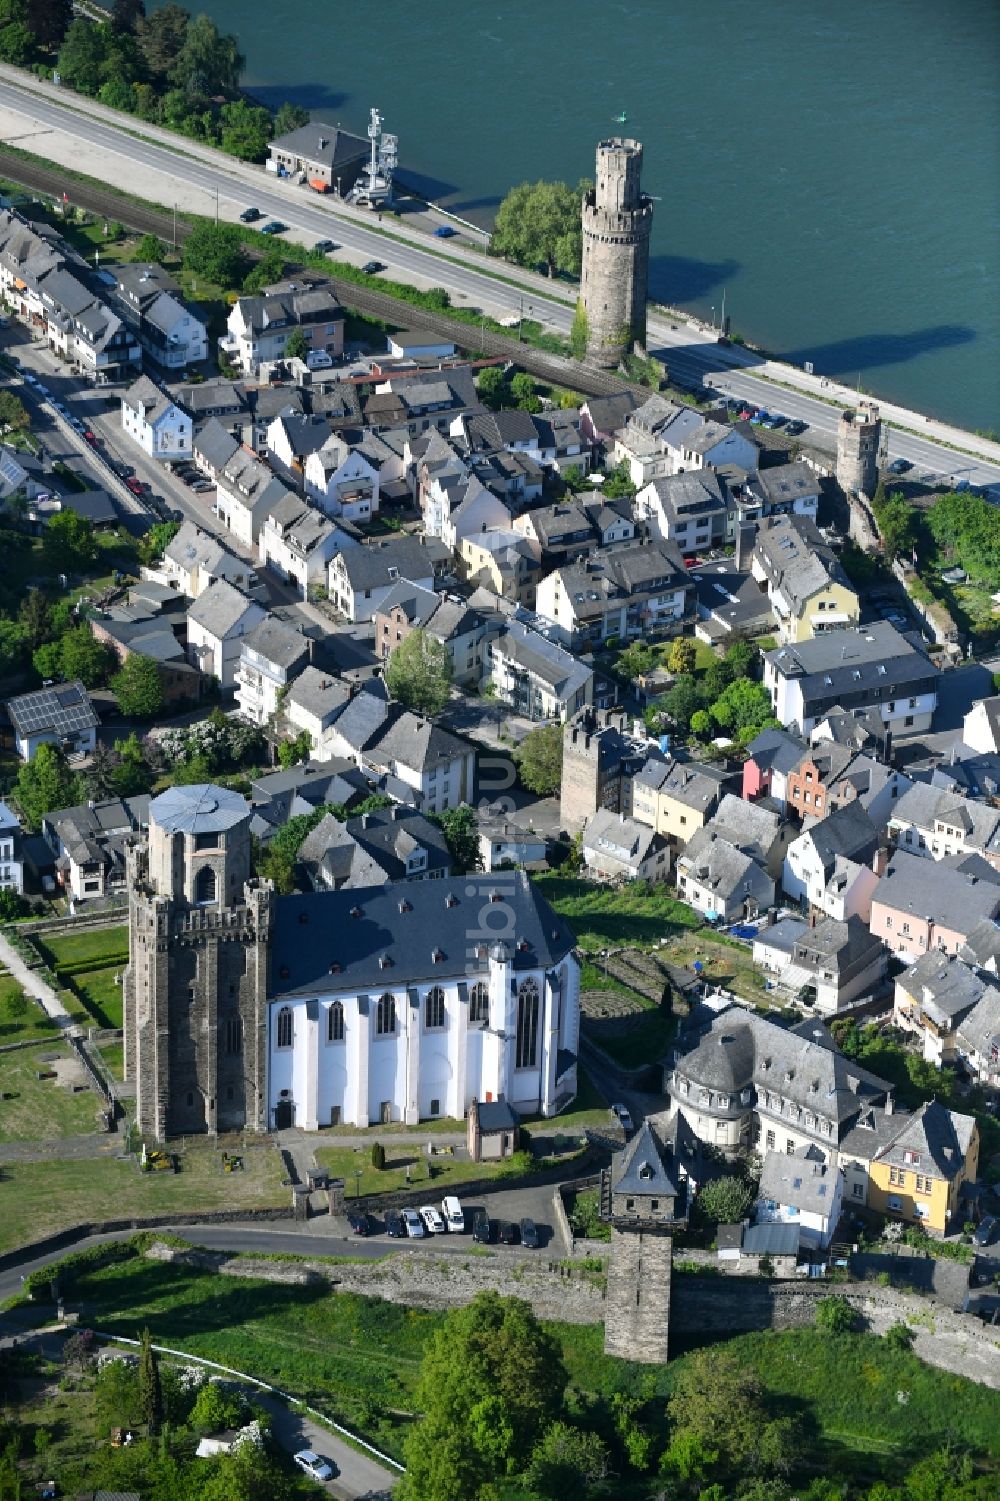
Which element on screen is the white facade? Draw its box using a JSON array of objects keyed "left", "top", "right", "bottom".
[
  {"left": 963, "top": 698, "right": 1000, "bottom": 756},
  {"left": 121, "top": 382, "right": 192, "bottom": 461},
  {"left": 0, "top": 803, "right": 23, "bottom": 895},
  {"left": 782, "top": 836, "right": 880, "bottom": 922},
  {"left": 763, "top": 658, "right": 938, "bottom": 739},
  {"left": 186, "top": 595, "right": 266, "bottom": 692},
  {"left": 305, "top": 445, "right": 380, "bottom": 522},
  {"left": 258, "top": 507, "right": 345, "bottom": 599}
]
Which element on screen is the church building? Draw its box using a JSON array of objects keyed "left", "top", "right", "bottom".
[{"left": 124, "top": 784, "right": 580, "bottom": 1138}]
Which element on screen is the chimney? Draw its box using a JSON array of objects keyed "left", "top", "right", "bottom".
[
  {"left": 362, "top": 813, "right": 372, "bottom": 828},
  {"left": 872, "top": 844, "right": 890, "bottom": 878},
  {"left": 885, "top": 1093, "right": 894, "bottom": 1116},
  {"left": 391, "top": 805, "right": 403, "bottom": 820}
]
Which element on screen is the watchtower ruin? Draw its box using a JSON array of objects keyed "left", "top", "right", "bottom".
[
  {"left": 580, "top": 138, "right": 653, "bottom": 368},
  {"left": 836, "top": 402, "right": 887, "bottom": 498}
]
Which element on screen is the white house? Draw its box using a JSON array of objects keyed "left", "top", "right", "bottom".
[
  {"left": 756, "top": 1146, "right": 844, "bottom": 1250},
  {"left": 763, "top": 624, "right": 939, "bottom": 738},
  {"left": 282, "top": 666, "right": 352, "bottom": 759},
  {"left": 258, "top": 494, "right": 349, "bottom": 599},
  {"left": 235, "top": 616, "right": 311, "bottom": 726},
  {"left": 214, "top": 448, "right": 291, "bottom": 550},
  {"left": 161, "top": 522, "right": 256, "bottom": 599},
  {"left": 581, "top": 808, "right": 671, "bottom": 884},
  {"left": 139, "top": 291, "right": 208, "bottom": 371},
  {"left": 0, "top": 801, "right": 24, "bottom": 895},
  {"left": 363, "top": 712, "right": 476, "bottom": 816},
  {"left": 185, "top": 579, "right": 266, "bottom": 692},
  {"left": 305, "top": 440, "right": 380, "bottom": 522},
  {"left": 963, "top": 697, "right": 1000, "bottom": 756},
  {"left": 781, "top": 803, "right": 880, "bottom": 921},
  {"left": 7, "top": 681, "right": 98, "bottom": 762},
  {"left": 121, "top": 376, "right": 192, "bottom": 461},
  {"left": 478, "top": 821, "right": 547, "bottom": 872},
  {"left": 328, "top": 537, "right": 436, "bottom": 624},
  {"left": 484, "top": 620, "right": 593, "bottom": 723}
]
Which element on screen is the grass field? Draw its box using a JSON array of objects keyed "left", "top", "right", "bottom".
[
  {"left": 37, "top": 926, "right": 130, "bottom": 972},
  {"left": 313, "top": 1140, "right": 541, "bottom": 1199},
  {"left": 0, "top": 1043, "right": 104, "bottom": 1141},
  {"left": 70, "top": 965, "right": 124, "bottom": 1030},
  {"left": 0, "top": 972, "right": 58, "bottom": 1044},
  {"left": 594, "top": 1009, "right": 677, "bottom": 1071},
  {"left": 0, "top": 1139, "right": 288, "bottom": 1253},
  {"left": 96, "top": 1039, "right": 124, "bottom": 1081},
  {"left": 38, "top": 1249, "right": 1000, "bottom": 1482},
  {"left": 660, "top": 928, "right": 772, "bottom": 1005},
  {"left": 37, "top": 926, "right": 129, "bottom": 1031},
  {"left": 533, "top": 876, "right": 701, "bottom": 951}
]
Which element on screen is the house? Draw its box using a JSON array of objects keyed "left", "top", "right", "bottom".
[
  {"left": 886, "top": 782, "right": 1000, "bottom": 873},
  {"left": 265, "top": 409, "right": 334, "bottom": 474},
  {"left": 214, "top": 448, "right": 291, "bottom": 550},
  {"left": 281, "top": 667, "right": 352, "bottom": 759},
  {"left": 955, "top": 986, "right": 1000, "bottom": 1090},
  {"left": 7, "top": 681, "right": 97, "bottom": 762},
  {"left": 457, "top": 526, "right": 541, "bottom": 607},
  {"left": 91, "top": 613, "right": 203, "bottom": 709},
  {"left": 304, "top": 437, "right": 381, "bottom": 522},
  {"left": 581, "top": 808, "right": 671, "bottom": 883},
  {"left": 752, "top": 913, "right": 886, "bottom": 1014},
  {"left": 250, "top": 760, "right": 370, "bottom": 834},
  {"left": 742, "top": 727, "right": 809, "bottom": 812},
  {"left": 613, "top": 395, "right": 758, "bottom": 488},
  {"left": 468, "top": 1097, "right": 522, "bottom": 1162},
  {"left": 893, "top": 950, "right": 991, "bottom": 1066},
  {"left": 321, "top": 679, "right": 394, "bottom": 763},
  {"left": 756, "top": 1145, "right": 844, "bottom": 1249},
  {"left": 258, "top": 494, "right": 347, "bottom": 599},
  {"left": 114, "top": 264, "right": 207, "bottom": 371},
  {"left": 604, "top": 1119, "right": 689, "bottom": 1225},
  {"left": 635, "top": 471, "right": 728, "bottom": 554},
  {"left": 579, "top": 392, "right": 640, "bottom": 450},
  {"left": 387, "top": 329, "right": 457, "bottom": 359},
  {"left": 745, "top": 461, "right": 821, "bottom": 521},
  {"left": 0, "top": 801, "right": 24, "bottom": 895},
  {"left": 822, "top": 754, "right": 912, "bottom": 831},
  {"left": 763, "top": 623, "right": 939, "bottom": 737},
  {"left": 703, "top": 793, "right": 793, "bottom": 880},
  {"left": 236, "top": 616, "right": 311, "bottom": 726},
  {"left": 675, "top": 826, "right": 775, "bottom": 923},
  {"left": 266, "top": 120, "right": 369, "bottom": 191},
  {"left": 375, "top": 583, "right": 490, "bottom": 687},
  {"left": 717, "top": 1221, "right": 802, "bottom": 1276},
  {"left": 513, "top": 498, "right": 634, "bottom": 569},
  {"left": 534, "top": 540, "right": 692, "bottom": 651},
  {"left": 329, "top": 537, "right": 436, "bottom": 623},
  {"left": 751, "top": 515, "right": 859, "bottom": 643},
  {"left": 963, "top": 696, "right": 1000, "bottom": 756},
  {"left": 363, "top": 712, "right": 476, "bottom": 816},
  {"left": 221, "top": 287, "right": 344, "bottom": 375},
  {"left": 781, "top": 802, "right": 880, "bottom": 920},
  {"left": 810, "top": 703, "right": 890, "bottom": 757},
  {"left": 484, "top": 620, "right": 594, "bottom": 723},
  {"left": 868, "top": 1099, "right": 979, "bottom": 1234},
  {"left": 870, "top": 850, "right": 1000, "bottom": 963},
  {"left": 42, "top": 793, "right": 149, "bottom": 901},
  {"left": 161, "top": 522, "right": 256, "bottom": 599},
  {"left": 299, "top": 803, "right": 451, "bottom": 890},
  {"left": 185, "top": 580, "right": 266, "bottom": 692},
  {"left": 193, "top": 418, "right": 240, "bottom": 482},
  {"left": 121, "top": 376, "right": 192, "bottom": 462},
  {"left": 631, "top": 758, "right": 732, "bottom": 844},
  {"left": 479, "top": 821, "right": 547, "bottom": 872}
]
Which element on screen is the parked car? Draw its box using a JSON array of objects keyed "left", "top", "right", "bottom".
[
  {"left": 973, "top": 1215, "right": 998, "bottom": 1248},
  {"left": 420, "top": 1204, "right": 446, "bottom": 1235},
  {"left": 434, "top": 224, "right": 457, "bottom": 238},
  {"left": 401, "top": 1207, "right": 425, "bottom": 1239},
  {"left": 889, "top": 457, "right": 912, "bottom": 474},
  {"left": 239, "top": 207, "right": 261, "bottom": 222},
  {"left": 125, "top": 477, "right": 144, "bottom": 495},
  {"left": 784, "top": 418, "right": 807, "bottom": 435},
  {"left": 261, "top": 220, "right": 287, "bottom": 236},
  {"left": 519, "top": 1217, "right": 540, "bottom": 1249},
  {"left": 361, "top": 260, "right": 385, "bottom": 274},
  {"left": 763, "top": 413, "right": 786, "bottom": 428},
  {"left": 441, "top": 1195, "right": 465, "bottom": 1232},
  {"left": 347, "top": 1209, "right": 372, "bottom": 1236},
  {"left": 611, "top": 1102, "right": 634, "bottom": 1134},
  {"left": 293, "top": 1450, "right": 334, "bottom": 1482},
  {"left": 83, "top": 430, "right": 97, "bottom": 445},
  {"left": 472, "top": 1210, "right": 493, "bottom": 1245},
  {"left": 384, "top": 1208, "right": 405, "bottom": 1238},
  {"left": 314, "top": 238, "right": 337, "bottom": 253},
  {"left": 498, "top": 1220, "right": 519, "bottom": 1246}
]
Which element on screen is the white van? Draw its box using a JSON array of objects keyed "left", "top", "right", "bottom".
[
  {"left": 306, "top": 349, "right": 333, "bottom": 371},
  {"left": 441, "top": 1195, "right": 465, "bottom": 1233}
]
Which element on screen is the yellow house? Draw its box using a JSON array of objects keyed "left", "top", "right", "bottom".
[
  {"left": 789, "top": 576, "right": 860, "bottom": 644},
  {"left": 751, "top": 515, "right": 860, "bottom": 644},
  {"left": 631, "top": 758, "right": 731, "bottom": 843},
  {"left": 868, "top": 1099, "right": 979, "bottom": 1234},
  {"left": 457, "top": 528, "right": 540, "bottom": 607}
]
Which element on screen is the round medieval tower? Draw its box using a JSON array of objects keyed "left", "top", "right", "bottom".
[
  {"left": 123, "top": 784, "right": 273, "bottom": 1141},
  {"left": 580, "top": 137, "right": 653, "bottom": 368}
]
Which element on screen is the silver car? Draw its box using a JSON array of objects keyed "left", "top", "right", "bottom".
[{"left": 294, "top": 1449, "right": 334, "bottom": 1482}]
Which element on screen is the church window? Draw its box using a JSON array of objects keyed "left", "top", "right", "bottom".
[
  {"left": 425, "top": 986, "right": 445, "bottom": 1030},
  {"left": 469, "top": 981, "right": 489, "bottom": 1025},
  {"left": 515, "top": 978, "right": 539, "bottom": 1070},
  {"left": 224, "top": 1015, "right": 241, "bottom": 1055},
  {"left": 276, "top": 1006, "right": 293, "bottom": 1049},
  {"left": 376, "top": 993, "right": 396, "bottom": 1036},
  {"left": 195, "top": 865, "right": 217, "bottom": 904},
  {"left": 328, "top": 1001, "right": 344, "bottom": 1043}
]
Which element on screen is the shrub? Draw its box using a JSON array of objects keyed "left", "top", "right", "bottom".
[
  {"left": 883, "top": 1321, "right": 914, "bottom": 1353},
  {"left": 815, "top": 1295, "right": 856, "bottom": 1334},
  {"left": 371, "top": 1141, "right": 386, "bottom": 1171}
]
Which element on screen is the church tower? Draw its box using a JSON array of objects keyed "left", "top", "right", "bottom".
[
  {"left": 580, "top": 138, "right": 653, "bottom": 368},
  {"left": 123, "top": 784, "right": 273, "bottom": 1141}
]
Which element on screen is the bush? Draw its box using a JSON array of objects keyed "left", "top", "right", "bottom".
[
  {"left": 883, "top": 1321, "right": 914, "bottom": 1353},
  {"left": 815, "top": 1295, "right": 856, "bottom": 1334},
  {"left": 371, "top": 1141, "right": 386, "bottom": 1171}
]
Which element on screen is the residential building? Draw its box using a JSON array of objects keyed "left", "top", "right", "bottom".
[
  {"left": 868, "top": 1100, "right": 978, "bottom": 1234},
  {"left": 886, "top": 782, "right": 1000, "bottom": 873},
  {"left": 375, "top": 583, "right": 490, "bottom": 687},
  {"left": 534, "top": 540, "right": 692, "bottom": 651},
  {"left": 363, "top": 712, "right": 476, "bottom": 816},
  {"left": 756, "top": 1145, "right": 844, "bottom": 1249},
  {"left": 214, "top": 448, "right": 291, "bottom": 550},
  {"left": 90, "top": 612, "right": 203, "bottom": 709},
  {"left": 121, "top": 376, "right": 192, "bottom": 461},
  {"left": 963, "top": 696, "right": 1000, "bottom": 756},
  {"left": 236, "top": 616, "right": 311, "bottom": 726},
  {"left": 114, "top": 264, "right": 207, "bottom": 370},
  {"left": 221, "top": 286, "right": 344, "bottom": 375},
  {"left": 329, "top": 537, "right": 436, "bottom": 623},
  {"left": 279, "top": 668, "right": 352, "bottom": 760},
  {"left": 0, "top": 801, "right": 24, "bottom": 895},
  {"left": 304, "top": 438, "right": 381, "bottom": 522},
  {"left": 258, "top": 494, "right": 347, "bottom": 599},
  {"left": 161, "top": 522, "right": 256, "bottom": 599},
  {"left": 955, "top": 986, "right": 1000, "bottom": 1090},
  {"left": 751, "top": 913, "right": 886, "bottom": 1014},
  {"left": 7, "top": 681, "right": 97, "bottom": 762},
  {"left": 822, "top": 754, "right": 912, "bottom": 831},
  {"left": 43, "top": 793, "right": 149, "bottom": 902},
  {"left": 321, "top": 679, "right": 394, "bottom": 764},
  {"left": 457, "top": 526, "right": 540, "bottom": 607},
  {"left": 478, "top": 821, "right": 547, "bottom": 873},
  {"left": 742, "top": 727, "right": 809, "bottom": 813},
  {"left": 675, "top": 826, "right": 775, "bottom": 923},
  {"left": 513, "top": 497, "right": 634, "bottom": 570},
  {"left": 781, "top": 802, "right": 879, "bottom": 919},
  {"left": 751, "top": 514, "right": 859, "bottom": 643},
  {"left": 581, "top": 808, "right": 671, "bottom": 883},
  {"left": 185, "top": 580, "right": 266, "bottom": 692},
  {"left": 634, "top": 471, "right": 728, "bottom": 554},
  {"left": 484, "top": 620, "right": 594, "bottom": 723},
  {"left": 613, "top": 395, "right": 758, "bottom": 488},
  {"left": 579, "top": 392, "right": 640, "bottom": 450},
  {"left": 298, "top": 804, "right": 451, "bottom": 890},
  {"left": 425, "top": 471, "right": 511, "bottom": 553},
  {"left": 763, "top": 623, "right": 939, "bottom": 737},
  {"left": 631, "top": 758, "right": 732, "bottom": 844},
  {"left": 249, "top": 761, "right": 369, "bottom": 835},
  {"left": 703, "top": 793, "right": 793, "bottom": 880},
  {"left": 265, "top": 409, "right": 334, "bottom": 474},
  {"left": 870, "top": 850, "right": 1000, "bottom": 962},
  {"left": 745, "top": 462, "right": 821, "bottom": 521},
  {"left": 893, "top": 950, "right": 991, "bottom": 1067}
]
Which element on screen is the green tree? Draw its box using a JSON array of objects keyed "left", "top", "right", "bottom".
[
  {"left": 873, "top": 489, "right": 918, "bottom": 564},
  {"left": 724, "top": 638, "right": 759, "bottom": 679},
  {"left": 401, "top": 1292, "right": 567, "bottom": 1501},
  {"left": 170, "top": 12, "right": 243, "bottom": 95},
  {"left": 0, "top": 617, "right": 31, "bottom": 676},
  {"left": 0, "top": 889, "right": 27, "bottom": 920},
  {"left": 55, "top": 16, "right": 112, "bottom": 94},
  {"left": 615, "top": 640, "right": 657, "bottom": 680},
  {"left": 601, "top": 460, "right": 636, "bottom": 500},
  {"left": 43, "top": 509, "right": 98, "bottom": 571},
  {"left": 371, "top": 1140, "right": 386, "bottom": 1170},
  {"left": 189, "top": 1378, "right": 245, "bottom": 1435},
  {"left": 98, "top": 76, "right": 136, "bottom": 110},
  {"left": 569, "top": 298, "right": 589, "bottom": 361},
  {"left": 51, "top": 624, "right": 113, "bottom": 688},
  {"left": 690, "top": 708, "right": 712, "bottom": 739},
  {"left": 668, "top": 636, "right": 698, "bottom": 674},
  {"left": 434, "top": 804, "right": 479, "bottom": 873},
  {"left": 815, "top": 1295, "right": 856, "bottom": 1334},
  {"left": 883, "top": 1320, "right": 915, "bottom": 1353},
  {"left": 26, "top": 0, "right": 71, "bottom": 48},
  {"left": 14, "top": 741, "right": 81, "bottom": 828},
  {"left": 241, "top": 249, "right": 286, "bottom": 294},
  {"left": 137, "top": 519, "right": 179, "bottom": 566},
  {"left": 111, "top": 653, "right": 163, "bottom": 718},
  {"left": 710, "top": 678, "right": 776, "bottom": 740},
  {"left": 514, "top": 722, "right": 563, "bottom": 795},
  {"left": 476, "top": 365, "right": 510, "bottom": 411},
  {"left": 666, "top": 1348, "right": 802, "bottom": 1487},
  {"left": 527, "top": 1421, "right": 610, "bottom": 1497},
  {"left": 0, "top": 389, "right": 30, "bottom": 432},
  {"left": 273, "top": 100, "right": 309, "bottom": 136},
  {"left": 276, "top": 728, "right": 311, "bottom": 769},
  {"left": 111, "top": 0, "right": 144, "bottom": 34},
  {"left": 137, "top": 1326, "right": 162, "bottom": 1433},
  {"left": 384, "top": 628, "right": 453, "bottom": 715},
  {"left": 219, "top": 97, "right": 272, "bottom": 161},
  {"left": 662, "top": 673, "right": 705, "bottom": 733},
  {"left": 0, "top": 0, "right": 35, "bottom": 64},
  {"left": 283, "top": 326, "right": 309, "bottom": 362},
  {"left": 134, "top": 232, "right": 163, "bottom": 262},
  {"left": 111, "top": 731, "right": 153, "bottom": 797},
  {"left": 17, "top": 588, "right": 51, "bottom": 649},
  {"left": 183, "top": 221, "right": 247, "bottom": 288},
  {"left": 696, "top": 1175, "right": 754, "bottom": 1225},
  {"left": 137, "top": 0, "right": 187, "bottom": 80},
  {"left": 510, "top": 371, "right": 541, "bottom": 413},
  {"left": 492, "top": 178, "right": 587, "bottom": 278}
]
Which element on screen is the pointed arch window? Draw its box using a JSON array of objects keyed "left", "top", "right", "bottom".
[
  {"left": 425, "top": 986, "right": 445, "bottom": 1031},
  {"left": 276, "top": 1006, "right": 293, "bottom": 1049},
  {"left": 469, "top": 981, "right": 489, "bottom": 1026},
  {"left": 195, "top": 865, "right": 217, "bottom": 904},
  {"left": 515, "top": 977, "right": 540, "bottom": 1070},
  {"left": 223, "top": 1015, "right": 241, "bottom": 1055},
  {"left": 376, "top": 993, "right": 396, "bottom": 1036},
  {"left": 327, "top": 1001, "right": 344, "bottom": 1043}
]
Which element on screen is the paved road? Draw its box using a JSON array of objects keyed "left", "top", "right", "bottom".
[{"left": 1, "top": 68, "right": 998, "bottom": 488}]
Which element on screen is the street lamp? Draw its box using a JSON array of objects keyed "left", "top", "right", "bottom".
[{"left": 354, "top": 1166, "right": 363, "bottom": 1199}]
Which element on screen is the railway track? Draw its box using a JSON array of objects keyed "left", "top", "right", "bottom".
[{"left": 0, "top": 148, "right": 647, "bottom": 400}]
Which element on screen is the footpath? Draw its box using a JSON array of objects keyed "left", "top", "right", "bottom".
[{"left": 0, "top": 928, "right": 78, "bottom": 1035}]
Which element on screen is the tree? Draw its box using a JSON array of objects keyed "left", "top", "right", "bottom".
[
  {"left": 514, "top": 722, "right": 563, "bottom": 795},
  {"left": 111, "top": 731, "right": 153, "bottom": 797},
  {"left": 690, "top": 708, "right": 712, "bottom": 740},
  {"left": 273, "top": 100, "right": 309, "bottom": 136},
  {"left": 138, "top": 1327, "right": 162, "bottom": 1433},
  {"left": 601, "top": 460, "right": 636, "bottom": 500},
  {"left": 55, "top": 16, "right": 112, "bottom": 94},
  {"left": 283, "top": 326, "right": 308, "bottom": 362},
  {"left": 527, "top": 1421, "right": 610, "bottom": 1497},
  {"left": 170, "top": 13, "right": 243, "bottom": 96},
  {"left": 137, "top": 0, "right": 187, "bottom": 81},
  {"left": 0, "top": 389, "right": 30, "bottom": 433},
  {"left": 662, "top": 673, "right": 705, "bottom": 733},
  {"left": 43, "top": 510, "right": 98, "bottom": 571},
  {"left": 401, "top": 1292, "right": 567, "bottom": 1501},
  {"left": 492, "top": 179, "right": 587, "bottom": 278},
  {"left": 434, "top": 804, "right": 479, "bottom": 873},
  {"left": 384, "top": 628, "right": 453, "bottom": 716},
  {"left": 883, "top": 1320, "right": 914, "bottom": 1353},
  {"left": 476, "top": 365, "right": 510, "bottom": 411},
  {"left": 48, "top": 624, "right": 114, "bottom": 689},
  {"left": 710, "top": 678, "right": 776, "bottom": 741},
  {"left": 569, "top": 299, "right": 589, "bottom": 361},
  {"left": 111, "top": 653, "right": 163, "bottom": 719},
  {"left": 510, "top": 371, "right": 541, "bottom": 413},
  {"left": 110, "top": 0, "right": 144, "bottom": 34},
  {"left": 815, "top": 1295, "right": 856, "bottom": 1334},
  {"left": 276, "top": 728, "right": 311, "bottom": 769},
  {"left": 134, "top": 233, "right": 163, "bottom": 262},
  {"left": 615, "top": 640, "right": 657, "bottom": 680},
  {"left": 182, "top": 221, "right": 247, "bottom": 287},
  {"left": 873, "top": 489, "right": 918, "bottom": 564},
  {"left": 0, "top": 617, "right": 31, "bottom": 677},
  {"left": 0, "top": 889, "right": 27, "bottom": 920},
  {"left": 666, "top": 1348, "right": 802, "bottom": 1487},
  {"left": 98, "top": 76, "right": 136, "bottom": 111},
  {"left": 696, "top": 1175, "right": 754, "bottom": 1225},
  {"left": 137, "top": 519, "right": 179, "bottom": 566},
  {"left": 667, "top": 635, "right": 697, "bottom": 674},
  {"left": 14, "top": 742, "right": 81, "bottom": 828},
  {"left": 0, "top": 0, "right": 35, "bottom": 64},
  {"left": 219, "top": 98, "right": 272, "bottom": 161},
  {"left": 371, "top": 1141, "right": 385, "bottom": 1170},
  {"left": 724, "top": 638, "right": 759, "bottom": 680},
  {"left": 26, "top": 0, "right": 72, "bottom": 48},
  {"left": 242, "top": 250, "right": 286, "bottom": 294},
  {"left": 189, "top": 1378, "right": 245, "bottom": 1435}
]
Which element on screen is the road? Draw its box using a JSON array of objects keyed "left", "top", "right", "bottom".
[{"left": 1, "top": 67, "right": 998, "bottom": 488}]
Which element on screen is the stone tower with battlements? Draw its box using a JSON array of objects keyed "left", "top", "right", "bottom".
[
  {"left": 580, "top": 138, "right": 653, "bottom": 368},
  {"left": 123, "top": 783, "right": 273, "bottom": 1141},
  {"left": 836, "top": 402, "right": 887, "bottom": 498}
]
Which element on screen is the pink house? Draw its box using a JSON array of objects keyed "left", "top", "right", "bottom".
[
  {"left": 870, "top": 851, "right": 1000, "bottom": 964},
  {"left": 741, "top": 728, "right": 807, "bottom": 813}
]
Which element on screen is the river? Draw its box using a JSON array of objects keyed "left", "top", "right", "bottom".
[{"left": 150, "top": 0, "right": 999, "bottom": 431}]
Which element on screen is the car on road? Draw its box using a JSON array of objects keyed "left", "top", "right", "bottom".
[
  {"left": 384, "top": 1208, "right": 405, "bottom": 1238},
  {"left": 498, "top": 1220, "right": 519, "bottom": 1246},
  {"left": 169, "top": 508, "right": 184, "bottom": 523},
  {"left": 441, "top": 1195, "right": 465, "bottom": 1232},
  {"left": 472, "top": 1210, "right": 493, "bottom": 1245},
  {"left": 973, "top": 1215, "right": 998, "bottom": 1248},
  {"left": 434, "top": 224, "right": 457, "bottom": 238},
  {"left": 611, "top": 1102, "right": 634, "bottom": 1134},
  {"left": 888, "top": 458, "right": 912, "bottom": 474},
  {"left": 519, "top": 1217, "right": 540, "bottom": 1249},
  {"left": 83, "top": 430, "right": 97, "bottom": 445},
  {"left": 261, "top": 220, "right": 287, "bottom": 235},
  {"left": 420, "top": 1204, "right": 446, "bottom": 1235},
  {"left": 314, "top": 238, "right": 337, "bottom": 253},
  {"left": 347, "top": 1208, "right": 372, "bottom": 1236},
  {"left": 784, "top": 418, "right": 807, "bottom": 435},
  {"left": 293, "top": 1449, "right": 335, "bottom": 1482},
  {"left": 239, "top": 207, "right": 261, "bottom": 222},
  {"left": 361, "top": 259, "right": 385, "bottom": 274},
  {"left": 401, "top": 1207, "right": 425, "bottom": 1239},
  {"left": 192, "top": 479, "right": 215, "bottom": 493},
  {"left": 763, "top": 413, "right": 786, "bottom": 428},
  {"left": 125, "top": 477, "right": 145, "bottom": 495}
]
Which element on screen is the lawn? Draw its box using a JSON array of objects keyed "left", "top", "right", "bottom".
[
  {"left": 593, "top": 1009, "right": 677, "bottom": 1071},
  {"left": 96, "top": 1038, "right": 124, "bottom": 1081},
  {"left": 533, "top": 876, "right": 701, "bottom": 951},
  {"left": 0, "top": 1139, "right": 288, "bottom": 1254},
  {"left": 536, "top": 1065, "right": 612, "bottom": 1134},
  {"left": 313, "top": 1141, "right": 540, "bottom": 1199},
  {"left": 0, "top": 971, "right": 59, "bottom": 1043},
  {"left": 71, "top": 965, "right": 124, "bottom": 1031},
  {"left": 37, "top": 926, "right": 129, "bottom": 1031},
  {"left": 0, "top": 1043, "right": 105, "bottom": 1141},
  {"left": 37, "top": 926, "right": 130, "bottom": 972},
  {"left": 660, "top": 928, "right": 771, "bottom": 1005}
]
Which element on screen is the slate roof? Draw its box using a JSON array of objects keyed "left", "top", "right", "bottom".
[
  {"left": 643, "top": 469, "right": 726, "bottom": 524},
  {"left": 344, "top": 805, "right": 451, "bottom": 882},
  {"left": 611, "top": 1119, "right": 678, "bottom": 1199},
  {"left": 889, "top": 782, "right": 1000, "bottom": 859},
  {"left": 874, "top": 1099, "right": 976, "bottom": 1180},
  {"left": 741, "top": 1222, "right": 801, "bottom": 1257},
  {"left": 753, "top": 513, "right": 855, "bottom": 615},
  {"left": 873, "top": 851, "right": 1000, "bottom": 933},
  {"left": 709, "top": 792, "right": 784, "bottom": 860},
  {"left": 958, "top": 919, "right": 1000, "bottom": 970},
  {"left": 898, "top": 950, "right": 989, "bottom": 1024},
  {"left": 759, "top": 1144, "right": 839, "bottom": 1218},
  {"left": 677, "top": 828, "right": 774, "bottom": 906},
  {"left": 334, "top": 536, "right": 434, "bottom": 591},
  {"left": 956, "top": 985, "right": 1000, "bottom": 1061},
  {"left": 164, "top": 521, "right": 248, "bottom": 584},
  {"left": 812, "top": 704, "right": 887, "bottom": 751},
  {"left": 123, "top": 375, "right": 176, "bottom": 426},
  {"left": 151, "top": 783, "right": 248, "bottom": 835},
  {"left": 251, "top": 759, "right": 369, "bottom": 819},
  {"left": 368, "top": 711, "right": 470, "bottom": 774},
  {"left": 800, "top": 801, "right": 878, "bottom": 875},
  {"left": 477, "top": 1098, "right": 520, "bottom": 1132},
  {"left": 635, "top": 757, "right": 730, "bottom": 811},
  {"left": 269, "top": 121, "right": 369, "bottom": 170},
  {"left": 751, "top": 461, "right": 822, "bottom": 507},
  {"left": 242, "top": 615, "right": 310, "bottom": 672},
  {"left": 745, "top": 726, "right": 809, "bottom": 776},
  {"left": 491, "top": 619, "right": 592, "bottom": 700},
  {"left": 327, "top": 679, "right": 393, "bottom": 753},
  {"left": 284, "top": 666, "right": 351, "bottom": 725},
  {"left": 58, "top": 488, "right": 117, "bottom": 525},
  {"left": 271, "top": 871, "right": 575, "bottom": 994},
  {"left": 583, "top": 808, "right": 668, "bottom": 867},
  {"left": 582, "top": 392, "right": 639, "bottom": 433},
  {"left": 766, "top": 623, "right": 939, "bottom": 709},
  {"left": 194, "top": 417, "right": 241, "bottom": 473},
  {"left": 186, "top": 578, "right": 260, "bottom": 639}
]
